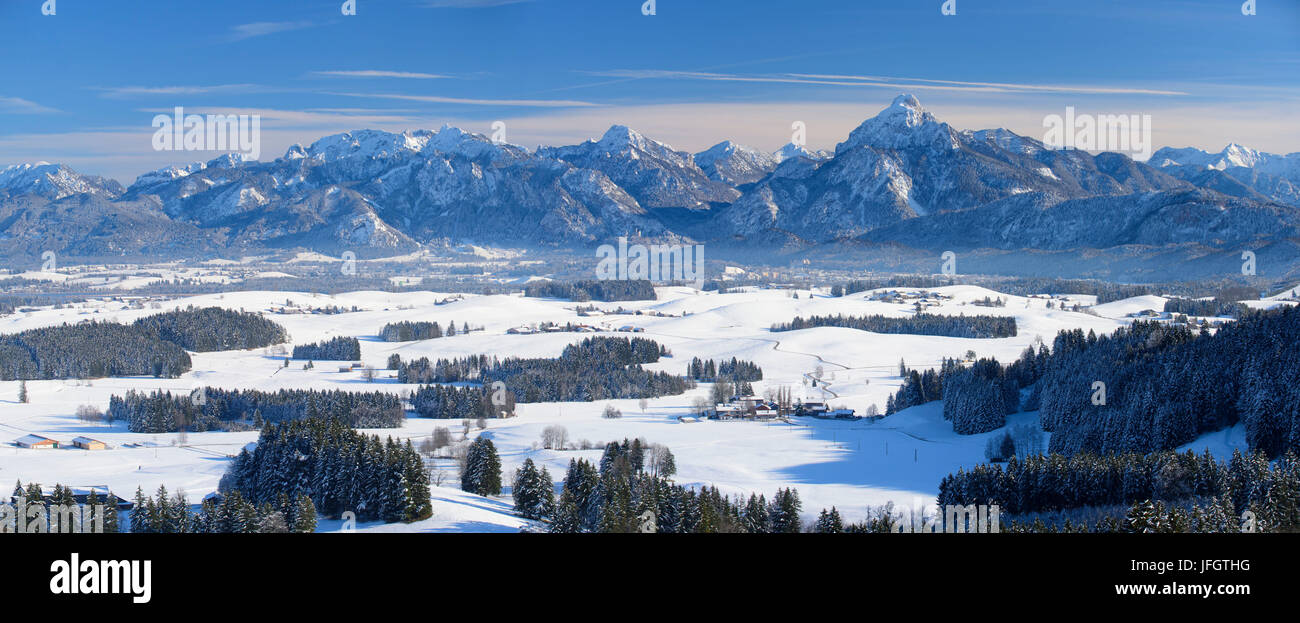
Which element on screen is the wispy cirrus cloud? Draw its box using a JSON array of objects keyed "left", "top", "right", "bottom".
[
  {"left": 0, "top": 96, "right": 59, "bottom": 114},
  {"left": 229, "top": 21, "right": 314, "bottom": 41},
  {"left": 94, "top": 84, "right": 265, "bottom": 99},
  {"left": 328, "top": 91, "right": 596, "bottom": 108},
  {"left": 137, "top": 106, "right": 426, "bottom": 128},
  {"left": 310, "top": 70, "right": 451, "bottom": 80},
  {"left": 579, "top": 69, "right": 1189, "bottom": 97}
]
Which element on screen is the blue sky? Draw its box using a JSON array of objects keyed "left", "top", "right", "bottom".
[{"left": 1, "top": 0, "right": 1297, "bottom": 181}]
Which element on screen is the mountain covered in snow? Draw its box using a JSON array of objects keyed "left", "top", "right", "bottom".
[
  {"left": 693, "top": 141, "right": 778, "bottom": 186},
  {"left": 0, "top": 163, "right": 124, "bottom": 201},
  {"left": 1, "top": 94, "right": 1297, "bottom": 276},
  {"left": 1149, "top": 144, "right": 1300, "bottom": 207},
  {"left": 713, "top": 94, "right": 1190, "bottom": 243},
  {"left": 538, "top": 125, "right": 740, "bottom": 211}
]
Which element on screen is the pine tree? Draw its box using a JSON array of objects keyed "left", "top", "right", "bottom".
[
  {"left": 462, "top": 437, "right": 502, "bottom": 496},
  {"left": 815, "top": 506, "right": 844, "bottom": 533},
  {"left": 101, "top": 492, "right": 120, "bottom": 533},
  {"left": 18, "top": 380, "right": 27, "bottom": 404},
  {"left": 381, "top": 439, "right": 407, "bottom": 523},
  {"left": 403, "top": 440, "right": 432, "bottom": 521},
  {"left": 1125, "top": 499, "right": 1158, "bottom": 533},
  {"left": 550, "top": 492, "right": 582, "bottom": 533},
  {"left": 769, "top": 488, "right": 802, "bottom": 533},
  {"left": 292, "top": 493, "right": 317, "bottom": 533},
  {"left": 131, "top": 487, "right": 148, "bottom": 533}
]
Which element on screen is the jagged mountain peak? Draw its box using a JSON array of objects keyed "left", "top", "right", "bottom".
[
  {"left": 967, "top": 128, "right": 1041, "bottom": 155},
  {"left": 537, "top": 125, "right": 735, "bottom": 210},
  {"left": 304, "top": 128, "right": 434, "bottom": 161},
  {"left": 836, "top": 93, "right": 955, "bottom": 154},
  {"left": 0, "top": 162, "right": 124, "bottom": 200},
  {"left": 695, "top": 140, "right": 777, "bottom": 186},
  {"left": 1151, "top": 143, "right": 1270, "bottom": 170},
  {"left": 594, "top": 124, "right": 679, "bottom": 158},
  {"left": 773, "top": 142, "right": 828, "bottom": 163}
]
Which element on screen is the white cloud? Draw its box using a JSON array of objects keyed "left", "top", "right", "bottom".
[
  {"left": 311, "top": 70, "right": 451, "bottom": 80},
  {"left": 579, "top": 70, "right": 1188, "bottom": 97},
  {"left": 0, "top": 96, "right": 58, "bottom": 114},
  {"left": 229, "top": 21, "right": 314, "bottom": 41},
  {"left": 96, "top": 84, "right": 263, "bottom": 99},
  {"left": 326, "top": 91, "right": 597, "bottom": 108}
]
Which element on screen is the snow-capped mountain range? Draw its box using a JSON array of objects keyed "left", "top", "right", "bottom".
[
  {"left": 2, "top": 94, "right": 1298, "bottom": 275},
  {"left": 1148, "top": 143, "right": 1300, "bottom": 208}
]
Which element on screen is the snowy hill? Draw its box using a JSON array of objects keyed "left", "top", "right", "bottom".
[{"left": 2, "top": 282, "right": 1224, "bottom": 530}]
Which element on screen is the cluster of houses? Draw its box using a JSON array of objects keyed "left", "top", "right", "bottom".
[
  {"left": 506, "top": 323, "right": 601, "bottom": 335},
  {"left": 708, "top": 396, "right": 873, "bottom": 421},
  {"left": 506, "top": 323, "right": 645, "bottom": 335},
  {"left": 13, "top": 435, "right": 109, "bottom": 450},
  {"left": 1127, "top": 308, "right": 1228, "bottom": 328},
  {"left": 868, "top": 289, "right": 952, "bottom": 310},
  {"left": 712, "top": 396, "right": 782, "bottom": 419},
  {"left": 793, "top": 402, "right": 862, "bottom": 420}
]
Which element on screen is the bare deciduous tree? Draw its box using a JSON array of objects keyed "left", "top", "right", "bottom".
[
  {"left": 76, "top": 404, "right": 103, "bottom": 423},
  {"left": 541, "top": 424, "right": 569, "bottom": 450},
  {"left": 431, "top": 427, "right": 451, "bottom": 451}
]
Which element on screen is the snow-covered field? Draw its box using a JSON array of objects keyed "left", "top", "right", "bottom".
[{"left": 0, "top": 284, "right": 1289, "bottom": 530}]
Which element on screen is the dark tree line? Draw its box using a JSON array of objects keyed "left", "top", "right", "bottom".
[
  {"left": 887, "top": 347, "right": 1048, "bottom": 435},
  {"left": 9, "top": 481, "right": 121, "bottom": 533},
  {"left": 380, "top": 321, "right": 452, "bottom": 342},
  {"left": 292, "top": 336, "right": 361, "bottom": 360},
  {"left": 395, "top": 337, "right": 690, "bottom": 403},
  {"left": 524, "top": 279, "right": 657, "bottom": 302},
  {"left": 111, "top": 387, "right": 405, "bottom": 433},
  {"left": 830, "top": 276, "right": 1246, "bottom": 305},
  {"left": 940, "top": 449, "right": 1300, "bottom": 533},
  {"left": 0, "top": 321, "right": 191, "bottom": 380},
  {"left": 687, "top": 357, "right": 763, "bottom": 382},
  {"left": 894, "top": 306, "right": 1300, "bottom": 456},
  {"left": 133, "top": 306, "right": 288, "bottom": 352},
  {"left": 411, "top": 384, "right": 515, "bottom": 419},
  {"left": 940, "top": 358, "right": 1022, "bottom": 434},
  {"left": 223, "top": 418, "right": 431, "bottom": 524},
  {"left": 0, "top": 306, "right": 293, "bottom": 380},
  {"left": 1039, "top": 308, "right": 1300, "bottom": 457},
  {"left": 1162, "top": 297, "right": 1247, "bottom": 319},
  {"left": 547, "top": 441, "right": 806, "bottom": 533},
  {"left": 128, "top": 484, "right": 317, "bottom": 534},
  {"left": 772, "top": 312, "right": 1017, "bottom": 339}
]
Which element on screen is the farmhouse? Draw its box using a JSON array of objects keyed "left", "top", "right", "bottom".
[
  {"left": 15, "top": 434, "right": 60, "bottom": 449},
  {"left": 795, "top": 402, "right": 829, "bottom": 416},
  {"left": 72, "top": 437, "right": 108, "bottom": 450},
  {"left": 713, "top": 395, "right": 782, "bottom": 419}
]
